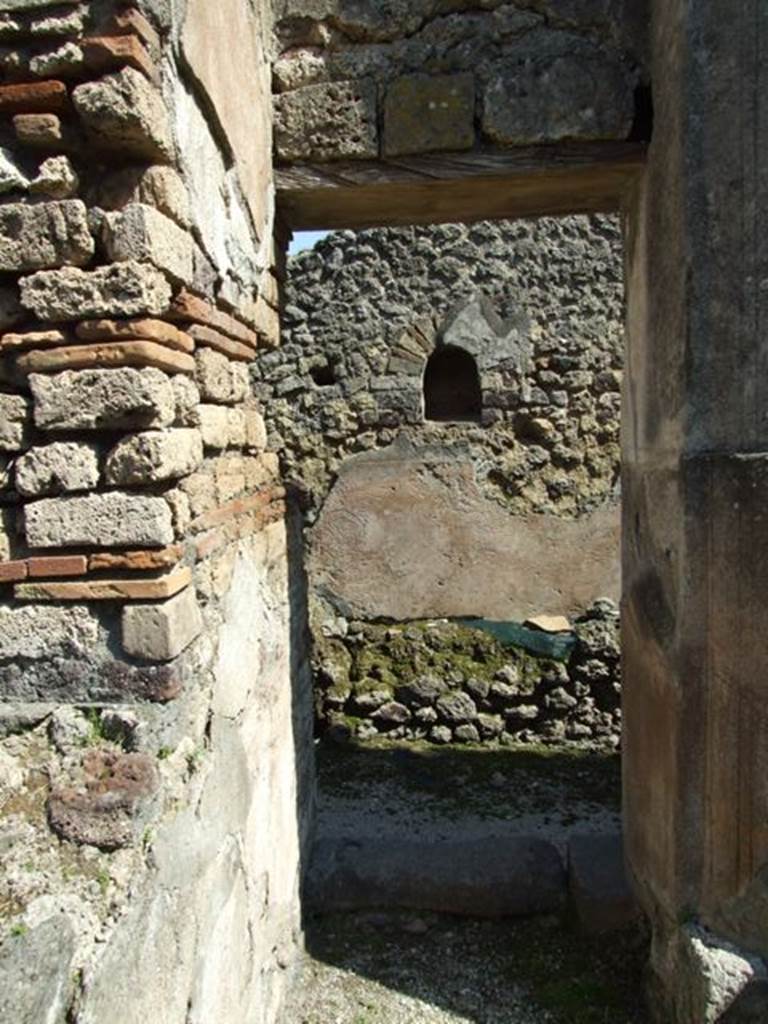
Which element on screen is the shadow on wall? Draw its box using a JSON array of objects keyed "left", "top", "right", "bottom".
[{"left": 285, "top": 501, "right": 317, "bottom": 883}]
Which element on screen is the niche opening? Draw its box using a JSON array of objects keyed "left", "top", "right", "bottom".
[{"left": 423, "top": 346, "right": 482, "bottom": 422}]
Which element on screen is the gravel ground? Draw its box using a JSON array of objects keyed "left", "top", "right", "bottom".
[
  {"left": 284, "top": 741, "right": 644, "bottom": 1024},
  {"left": 313, "top": 740, "right": 622, "bottom": 856},
  {"left": 283, "top": 911, "right": 648, "bottom": 1024}
]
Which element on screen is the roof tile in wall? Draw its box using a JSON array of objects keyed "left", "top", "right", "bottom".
[
  {"left": 75, "top": 318, "right": 194, "bottom": 353},
  {"left": 170, "top": 289, "right": 259, "bottom": 348},
  {"left": 15, "top": 339, "right": 196, "bottom": 375},
  {"left": 15, "top": 566, "right": 192, "bottom": 601}
]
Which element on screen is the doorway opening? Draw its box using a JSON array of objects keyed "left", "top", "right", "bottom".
[{"left": 273, "top": 217, "right": 639, "bottom": 1022}]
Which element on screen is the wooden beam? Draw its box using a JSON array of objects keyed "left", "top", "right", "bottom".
[{"left": 276, "top": 142, "right": 647, "bottom": 230}]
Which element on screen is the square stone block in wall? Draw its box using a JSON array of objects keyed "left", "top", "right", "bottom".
[
  {"left": 25, "top": 492, "right": 175, "bottom": 549},
  {"left": 482, "top": 51, "right": 634, "bottom": 145},
  {"left": 16, "top": 441, "right": 100, "bottom": 496},
  {"left": 121, "top": 585, "right": 203, "bottom": 662},
  {"left": 194, "top": 347, "right": 249, "bottom": 405},
  {"left": 105, "top": 428, "right": 203, "bottom": 486},
  {"left": 72, "top": 66, "right": 174, "bottom": 162},
  {"left": 274, "top": 79, "right": 378, "bottom": 162},
  {"left": 0, "top": 392, "right": 30, "bottom": 451},
  {"left": 104, "top": 204, "right": 194, "bottom": 287},
  {"left": 0, "top": 200, "right": 93, "bottom": 272},
  {"left": 198, "top": 405, "right": 246, "bottom": 450},
  {"left": 30, "top": 368, "right": 176, "bottom": 431},
  {"left": 20, "top": 262, "right": 171, "bottom": 322},
  {"left": 384, "top": 73, "right": 475, "bottom": 157}
]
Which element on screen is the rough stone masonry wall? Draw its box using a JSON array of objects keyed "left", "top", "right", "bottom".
[
  {"left": 272, "top": 0, "right": 647, "bottom": 165},
  {"left": 259, "top": 217, "right": 623, "bottom": 521},
  {"left": 0, "top": 3, "right": 313, "bottom": 1023},
  {"left": 258, "top": 216, "right": 624, "bottom": 749}
]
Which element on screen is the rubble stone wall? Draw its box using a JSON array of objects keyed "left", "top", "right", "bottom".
[
  {"left": 314, "top": 601, "right": 621, "bottom": 749},
  {"left": 0, "top": 3, "right": 312, "bottom": 1023},
  {"left": 261, "top": 217, "right": 624, "bottom": 748}
]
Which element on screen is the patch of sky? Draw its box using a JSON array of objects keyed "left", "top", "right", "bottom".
[{"left": 288, "top": 230, "right": 330, "bottom": 255}]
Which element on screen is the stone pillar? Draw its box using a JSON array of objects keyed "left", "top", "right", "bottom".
[{"left": 623, "top": 0, "right": 768, "bottom": 1018}]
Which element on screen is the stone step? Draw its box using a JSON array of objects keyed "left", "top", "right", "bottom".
[{"left": 307, "top": 832, "right": 640, "bottom": 932}]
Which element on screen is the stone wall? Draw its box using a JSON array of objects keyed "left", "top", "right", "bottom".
[
  {"left": 272, "top": 1, "right": 648, "bottom": 164},
  {"left": 0, "top": 3, "right": 312, "bottom": 1022},
  {"left": 260, "top": 217, "right": 623, "bottom": 521},
  {"left": 315, "top": 600, "right": 621, "bottom": 748},
  {"left": 259, "top": 216, "right": 624, "bottom": 747}
]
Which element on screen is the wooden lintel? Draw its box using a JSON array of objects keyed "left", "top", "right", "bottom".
[{"left": 276, "top": 142, "right": 647, "bottom": 230}]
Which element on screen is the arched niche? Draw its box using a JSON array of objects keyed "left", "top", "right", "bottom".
[{"left": 423, "top": 345, "right": 482, "bottom": 422}]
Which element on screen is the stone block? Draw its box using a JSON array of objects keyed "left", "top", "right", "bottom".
[
  {"left": 104, "top": 203, "right": 194, "bottom": 285},
  {"left": 0, "top": 917, "right": 76, "bottom": 1024},
  {"left": 171, "top": 374, "right": 200, "bottom": 425},
  {"left": 13, "top": 112, "right": 63, "bottom": 147},
  {"left": 306, "top": 835, "right": 566, "bottom": 917},
  {"left": 384, "top": 73, "right": 475, "bottom": 157},
  {"left": 0, "top": 392, "right": 30, "bottom": 450},
  {"left": 48, "top": 749, "right": 159, "bottom": 850},
  {"left": 24, "top": 492, "right": 175, "bottom": 548},
  {"left": 95, "top": 165, "right": 191, "bottom": 228},
  {"left": 72, "top": 66, "right": 174, "bottom": 161},
  {"left": 28, "top": 154, "right": 79, "bottom": 198},
  {"left": 567, "top": 834, "right": 639, "bottom": 933},
  {"left": 0, "top": 199, "right": 93, "bottom": 272},
  {"left": 0, "top": 603, "right": 98, "bottom": 661},
  {"left": 76, "top": 317, "right": 194, "bottom": 353},
  {"left": 199, "top": 404, "right": 246, "bottom": 450},
  {"left": 195, "top": 347, "right": 249, "bottom": 404},
  {"left": 30, "top": 367, "right": 176, "bottom": 431},
  {"left": 16, "top": 440, "right": 100, "bottom": 496},
  {"left": 20, "top": 261, "right": 171, "bottom": 321},
  {"left": 274, "top": 79, "right": 378, "bottom": 161},
  {"left": 482, "top": 51, "right": 634, "bottom": 145},
  {"left": 122, "top": 585, "right": 203, "bottom": 662},
  {"left": 17, "top": 339, "right": 196, "bottom": 376},
  {"left": 244, "top": 409, "right": 267, "bottom": 452},
  {"left": 105, "top": 428, "right": 203, "bottom": 485},
  {"left": 677, "top": 925, "right": 768, "bottom": 1024}
]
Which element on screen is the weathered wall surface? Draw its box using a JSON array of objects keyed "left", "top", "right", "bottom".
[
  {"left": 622, "top": 0, "right": 768, "bottom": 1017},
  {"left": 0, "top": 2, "right": 311, "bottom": 1022},
  {"left": 271, "top": 1, "right": 647, "bottom": 164},
  {"left": 258, "top": 216, "right": 623, "bottom": 626},
  {"left": 310, "top": 442, "right": 620, "bottom": 622}
]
